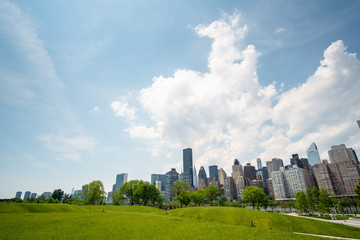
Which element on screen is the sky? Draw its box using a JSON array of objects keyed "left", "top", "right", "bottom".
[{"left": 1, "top": 0, "right": 360, "bottom": 198}]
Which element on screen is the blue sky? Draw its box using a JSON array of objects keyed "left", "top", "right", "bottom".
[{"left": 1, "top": 0, "right": 360, "bottom": 198}]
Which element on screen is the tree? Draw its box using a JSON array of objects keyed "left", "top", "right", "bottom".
[
  {"left": 261, "top": 196, "right": 272, "bottom": 211},
  {"left": 176, "top": 190, "right": 192, "bottom": 207},
  {"left": 242, "top": 186, "right": 266, "bottom": 210},
  {"left": 52, "top": 189, "right": 64, "bottom": 202},
  {"left": 36, "top": 194, "right": 46, "bottom": 203},
  {"left": 191, "top": 189, "right": 206, "bottom": 206},
  {"left": 218, "top": 195, "right": 227, "bottom": 206},
  {"left": 82, "top": 180, "right": 106, "bottom": 205},
  {"left": 134, "top": 183, "right": 161, "bottom": 206},
  {"left": 112, "top": 191, "right": 126, "bottom": 206},
  {"left": 120, "top": 180, "right": 143, "bottom": 205},
  {"left": 205, "top": 185, "right": 221, "bottom": 206},
  {"left": 318, "top": 188, "right": 333, "bottom": 216},
  {"left": 171, "top": 180, "right": 191, "bottom": 197},
  {"left": 306, "top": 187, "right": 319, "bottom": 214},
  {"left": 295, "top": 191, "right": 308, "bottom": 214}
]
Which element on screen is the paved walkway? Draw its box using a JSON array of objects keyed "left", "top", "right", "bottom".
[
  {"left": 285, "top": 213, "right": 360, "bottom": 228},
  {"left": 293, "top": 232, "right": 360, "bottom": 240}
]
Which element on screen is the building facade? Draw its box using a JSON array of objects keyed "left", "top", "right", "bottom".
[
  {"left": 307, "top": 142, "right": 321, "bottom": 166},
  {"left": 209, "top": 165, "right": 219, "bottom": 181},
  {"left": 112, "top": 173, "right": 128, "bottom": 192},
  {"left": 183, "top": 148, "right": 193, "bottom": 187}
]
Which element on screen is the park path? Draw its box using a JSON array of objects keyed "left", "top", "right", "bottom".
[
  {"left": 293, "top": 232, "right": 359, "bottom": 240},
  {"left": 285, "top": 213, "right": 360, "bottom": 228}
]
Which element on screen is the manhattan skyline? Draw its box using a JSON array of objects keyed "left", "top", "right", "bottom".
[{"left": 1, "top": 0, "right": 360, "bottom": 198}]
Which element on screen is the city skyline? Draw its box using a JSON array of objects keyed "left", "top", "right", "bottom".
[{"left": 1, "top": 0, "right": 360, "bottom": 198}]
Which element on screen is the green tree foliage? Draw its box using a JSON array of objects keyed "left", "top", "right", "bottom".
[
  {"left": 190, "top": 189, "right": 206, "bottom": 206},
  {"left": 171, "top": 180, "right": 191, "bottom": 197},
  {"left": 134, "top": 183, "right": 161, "bottom": 206},
  {"left": 295, "top": 191, "right": 308, "bottom": 213},
  {"left": 205, "top": 185, "right": 221, "bottom": 206},
  {"left": 112, "top": 191, "right": 126, "bottom": 205},
  {"left": 318, "top": 188, "right": 333, "bottom": 215},
  {"left": 46, "top": 197, "right": 55, "bottom": 203},
  {"left": 52, "top": 189, "right": 64, "bottom": 202},
  {"left": 36, "top": 194, "right": 46, "bottom": 203},
  {"left": 120, "top": 180, "right": 144, "bottom": 205},
  {"left": 176, "top": 190, "right": 192, "bottom": 207},
  {"left": 218, "top": 195, "right": 227, "bottom": 206},
  {"left": 307, "top": 187, "right": 320, "bottom": 213},
  {"left": 82, "top": 180, "right": 106, "bottom": 205},
  {"left": 242, "top": 186, "right": 266, "bottom": 210}
]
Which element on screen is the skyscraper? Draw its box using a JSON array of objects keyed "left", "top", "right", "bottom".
[
  {"left": 24, "top": 191, "right": 31, "bottom": 200},
  {"left": 151, "top": 174, "right": 166, "bottom": 191},
  {"left": 232, "top": 159, "right": 243, "bottom": 178},
  {"left": 306, "top": 142, "right": 321, "bottom": 166},
  {"left": 328, "top": 144, "right": 358, "bottom": 165},
  {"left": 165, "top": 168, "right": 179, "bottom": 201},
  {"left": 218, "top": 168, "right": 227, "bottom": 186},
  {"left": 198, "top": 166, "right": 207, "bottom": 187},
  {"left": 257, "top": 158, "right": 262, "bottom": 170},
  {"left": 244, "top": 163, "right": 256, "bottom": 181},
  {"left": 183, "top": 148, "right": 193, "bottom": 187},
  {"left": 266, "top": 158, "right": 284, "bottom": 177},
  {"left": 112, "top": 173, "right": 128, "bottom": 192},
  {"left": 357, "top": 120, "right": 360, "bottom": 128},
  {"left": 15, "top": 191, "right": 22, "bottom": 199},
  {"left": 193, "top": 165, "right": 198, "bottom": 189},
  {"left": 209, "top": 165, "right": 219, "bottom": 181}
]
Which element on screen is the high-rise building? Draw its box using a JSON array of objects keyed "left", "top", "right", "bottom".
[
  {"left": 290, "top": 154, "right": 301, "bottom": 168},
  {"left": 328, "top": 144, "right": 358, "bottom": 165},
  {"left": 224, "top": 177, "right": 237, "bottom": 200},
  {"left": 313, "top": 144, "right": 360, "bottom": 196},
  {"left": 244, "top": 163, "right": 256, "bottom": 181},
  {"left": 183, "top": 148, "right": 193, "bottom": 187},
  {"left": 257, "top": 158, "right": 262, "bottom": 170},
  {"left": 234, "top": 176, "right": 246, "bottom": 199},
  {"left": 219, "top": 168, "right": 227, "bottom": 186},
  {"left": 15, "top": 191, "right": 22, "bottom": 199},
  {"left": 24, "top": 191, "right": 31, "bottom": 199},
  {"left": 232, "top": 159, "right": 243, "bottom": 178},
  {"left": 306, "top": 142, "right": 321, "bottom": 166},
  {"left": 180, "top": 172, "right": 191, "bottom": 184},
  {"left": 209, "top": 165, "right": 219, "bottom": 181},
  {"left": 155, "top": 181, "right": 162, "bottom": 191},
  {"left": 165, "top": 168, "right": 179, "bottom": 201},
  {"left": 30, "top": 193, "right": 37, "bottom": 199},
  {"left": 198, "top": 166, "right": 207, "bottom": 187},
  {"left": 357, "top": 120, "right": 360, "bottom": 128},
  {"left": 193, "top": 165, "right": 198, "bottom": 189},
  {"left": 271, "top": 166, "right": 311, "bottom": 200},
  {"left": 112, "top": 173, "right": 128, "bottom": 192},
  {"left": 299, "top": 158, "right": 310, "bottom": 171},
  {"left": 151, "top": 174, "right": 166, "bottom": 192},
  {"left": 266, "top": 158, "right": 284, "bottom": 177}
]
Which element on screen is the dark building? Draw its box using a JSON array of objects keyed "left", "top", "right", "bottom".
[
  {"left": 244, "top": 163, "right": 256, "bottom": 181},
  {"left": 299, "top": 158, "right": 310, "bottom": 171},
  {"left": 290, "top": 154, "right": 302, "bottom": 168},
  {"left": 209, "top": 165, "right": 219, "bottom": 181},
  {"left": 198, "top": 166, "right": 208, "bottom": 187},
  {"left": 183, "top": 148, "right": 194, "bottom": 187}
]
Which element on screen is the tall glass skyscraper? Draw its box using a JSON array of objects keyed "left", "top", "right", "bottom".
[
  {"left": 183, "top": 148, "right": 193, "bottom": 187},
  {"left": 306, "top": 142, "right": 321, "bottom": 166},
  {"left": 209, "top": 165, "right": 219, "bottom": 181},
  {"left": 112, "top": 173, "right": 128, "bottom": 192}
]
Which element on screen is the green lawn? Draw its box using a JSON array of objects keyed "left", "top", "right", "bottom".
[{"left": 0, "top": 204, "right": 359, "bottom": 239}]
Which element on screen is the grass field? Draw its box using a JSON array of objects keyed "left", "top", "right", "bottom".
[{"left": 0, "top": 204, "right": 359, "bottom": 239}]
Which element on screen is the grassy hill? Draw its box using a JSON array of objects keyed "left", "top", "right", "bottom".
[{"left": 0, "top": 204, "right": 359, "bottom": 239}]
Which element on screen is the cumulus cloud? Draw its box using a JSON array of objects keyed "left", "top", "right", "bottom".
[
  {"left": 110, "top": 101, "right": 137, "bottom": 120},
  {"left": 115, "top": 13, "right": 360, "bottom": 171}
]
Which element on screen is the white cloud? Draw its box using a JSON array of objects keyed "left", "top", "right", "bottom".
[
  {"left": 110, "top": 101, "right": 137, "bottom": 120},
  {"left": 91, "top": 106, "right": 100, "bottom": 113},
  {"left": 275, "top": 28, "right": 285, "bottom": 34},
  {"left": 115, "top": 13, "right": 360, "bottom": 171},
  {"left": 125, "top": 125, "right": 159, "bottom": 139},
  {"left": 38, "top": 134, "right": 96, "bottom": 162}
]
